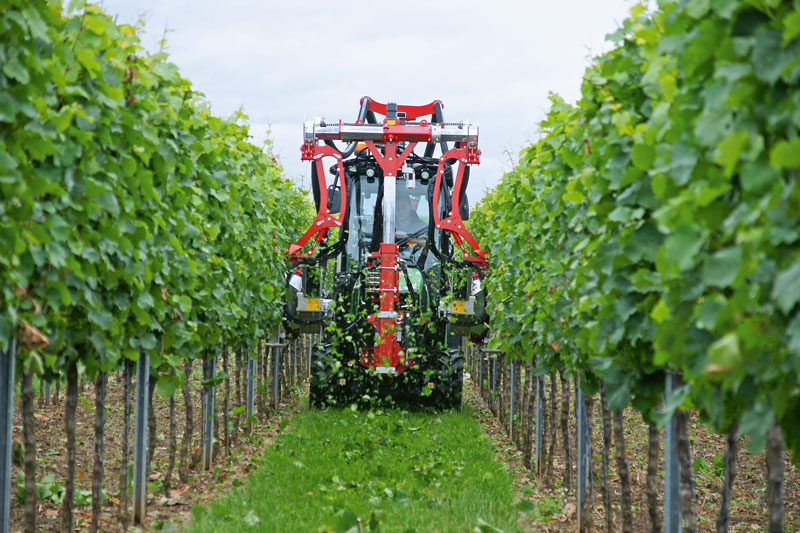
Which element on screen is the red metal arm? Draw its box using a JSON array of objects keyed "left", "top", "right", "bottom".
[
  {"left": 286, "top": 144, "right": 347, "bottom": 259},
  {"left": 432, "top": 146, "right": 487, "bottom": 264}
]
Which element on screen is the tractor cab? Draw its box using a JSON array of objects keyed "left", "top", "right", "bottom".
[{"left": 343, "top": 170, "right": 437, "bottom": 270}]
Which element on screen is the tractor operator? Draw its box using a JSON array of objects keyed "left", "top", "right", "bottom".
[{"left": 395, "top": 192, "right": 426, "bottom": 239}]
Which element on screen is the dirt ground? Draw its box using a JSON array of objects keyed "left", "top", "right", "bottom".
[
  {"left": 9, "top": 358, "right": 307, "bottom": 532},
  {"left": 11, "top": 366, "right": 797, "bottom": 532},
  {"left": 463, "top": 375, "right": 799, "bottom": 532}
]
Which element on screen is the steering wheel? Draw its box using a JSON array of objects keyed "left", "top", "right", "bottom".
[
  {"left": 396, "top": 227, "right": 429, "bottom": 265},
  {"left": 396, "top": 226, "right": 428, "bottom": 243}
]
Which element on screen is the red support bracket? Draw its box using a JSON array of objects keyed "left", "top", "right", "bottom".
[
  {"left": 301, "top": 139, "right": 315, "bottom": 161},
  {"left": 382, "top": 119, "right": 432, "bottom": 143},
  {"left": 466, "top": 142, "right": 481, "bottom": 164},
  {"left": 364, "top": 140, "right": 417, "bottom": 175}
]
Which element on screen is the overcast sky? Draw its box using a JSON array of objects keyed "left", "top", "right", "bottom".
[{"left": 99, "top": 0, "right": 637, "bottom": 200}]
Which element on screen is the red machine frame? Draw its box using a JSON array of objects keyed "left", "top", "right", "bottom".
[{"left": 286, "top": 97, "right": 487, "bottom": 374}]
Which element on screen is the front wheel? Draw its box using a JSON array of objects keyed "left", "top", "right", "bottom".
[
  {"left": 309, "top": 341, "right": 334, "bottom": 408},
  {"left": 414, "top": 348, "right": 463, "bottom": 410},
  {"left": 435, "top": 349, "right": 463, "bottom": 411}
]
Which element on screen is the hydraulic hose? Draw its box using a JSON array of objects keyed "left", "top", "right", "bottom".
[{"left": 321, "top": 99, "right": 370, "bottom": 159}]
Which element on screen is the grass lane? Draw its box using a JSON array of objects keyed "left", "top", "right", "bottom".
[{"left": 186, "top": 405, "right": 522, "bottom": 532}]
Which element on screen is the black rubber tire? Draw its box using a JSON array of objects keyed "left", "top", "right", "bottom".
[
  {"left": 310, "top": 337, "right": 463, "bottom": 410},
  {"left": 309, "top": 340, "right": 370, "bottom": 408},
  {"left": 310, "top": 341, "right": 349, "bottom": 408},
  {"left": 308, "top": 342, "right": 329, "bottom": 408},
  {"left": 434, "top": 349, "right": 463, "bottom": 410}
]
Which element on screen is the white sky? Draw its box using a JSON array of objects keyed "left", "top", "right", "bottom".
[{"left": 99, "top": 0, "right": 637, "bottom": 200}]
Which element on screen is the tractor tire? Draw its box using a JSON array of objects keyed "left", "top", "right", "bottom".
[
  {"left": 412, "top": 348, "right": 463, "bottom": 410},
  {"left": 309, "top": 341, "right": 338, "bottom": 408},
  {"left": 309, "top": 340, "right": 368, "bottom": 408},
  {"left": 308, "top": 342, "right": 326, "bottom": 408},
  {"left": 435, "top": 349, "right": 464, "bottom": 411}
]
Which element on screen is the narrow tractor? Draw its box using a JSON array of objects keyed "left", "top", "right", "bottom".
[{"left": 284, "top": 97, "right": 488, "bottom": 409}]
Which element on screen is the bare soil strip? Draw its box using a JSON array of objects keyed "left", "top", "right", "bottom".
[{"left": 10, "top": 368, "right": 306, "bottom": 532}]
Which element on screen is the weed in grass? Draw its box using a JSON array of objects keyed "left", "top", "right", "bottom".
[{"left": 517, "top": 494, "right": 561, "bottom": 523}]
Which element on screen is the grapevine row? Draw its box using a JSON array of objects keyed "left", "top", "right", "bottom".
[
  {"left": 472, "top": 1, "right": 800, "bottom": 530},
  {"left": 1, "top": 2, "right": 311, "bottom": 531}
]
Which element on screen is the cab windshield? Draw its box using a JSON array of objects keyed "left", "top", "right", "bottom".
[{"left": 344, "top": 179, "right": 435, "bottom": 269}]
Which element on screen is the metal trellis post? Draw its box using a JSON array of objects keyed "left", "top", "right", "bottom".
[
  {"left": 202, "top": 356, "right": 216, "bottom": 470},
  {"left": 133, "top": 351, "right": 149, "bottom": 524},
  {"left": 664, "top": 373, "right": 681, "bottom": 533},
  {"left": 1, "top": 339, "right": 16, "bottom": 533},
  {"left": 535, "top": 374, "right": 543, "bottom": 472},
  {"left": 509, "top": 361, "right": 515, "bottom": 439},
  {"left": 307, "top": 334, "right": 312, "bottom": 374},
  {"left": 478, "top": 348, "right": 483, "bottom": 397},
  {"left": 273, "top": 345, "right": 280, "bottom": 407},
  {"left": 576, "top": 377, "right": 589, "bottom": 526},
  {"left": 246, "top": 346, "right": 255, "bottom": 422},
  {"left": 491, "top": 354, "right": 497, "bottom": 412},
  {"left": 264, "top": 327, "right": 289, "bottom": 410},
  {"left": 292, "top": 339, "right": 297, "bottom": 384}
]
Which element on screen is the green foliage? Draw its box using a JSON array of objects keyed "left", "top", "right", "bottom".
[
  {"left": 14, "top": 472, "right": 89, "bottom": 505},
  {"left": 474, "top": 0, "right": 800, "bottom": 456},
  {"left": 0, "top": 2, "right": 311, "bottom": 380},
  {"left": 516, "top": 495, "right": 562, "bottom": 523}
]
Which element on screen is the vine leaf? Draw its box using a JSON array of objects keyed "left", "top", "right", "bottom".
[{"left": 771, "top": 260, "right": 800, "bottom": 314}]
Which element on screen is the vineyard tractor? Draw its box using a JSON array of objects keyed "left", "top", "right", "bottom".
[{"left": 284, "top": 97, "right": 489, "bottom": 409}]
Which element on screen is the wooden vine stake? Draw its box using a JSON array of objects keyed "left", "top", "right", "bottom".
[
  {"left": 664, "top": 373, "right": 681, "bottom": 533},
  {"left": 766, "top": 424, "right": 785, "bottom": 533}
]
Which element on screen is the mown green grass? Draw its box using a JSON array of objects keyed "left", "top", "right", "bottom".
[{"left": 186, "top": 405, "right": 522, "bottom": 532}]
